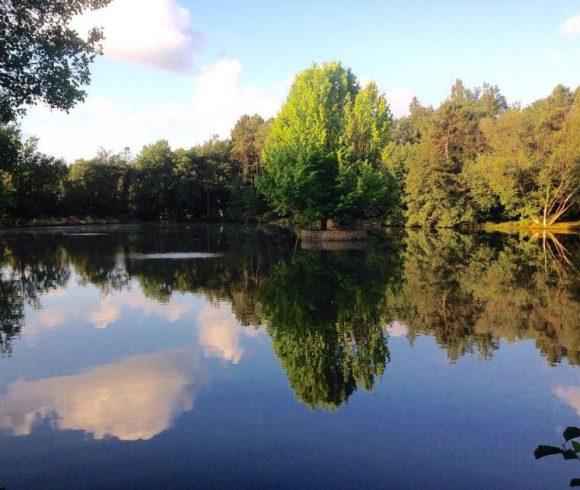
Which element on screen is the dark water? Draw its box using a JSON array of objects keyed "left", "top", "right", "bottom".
[{"left": 0, "top": 225, "right": 578, "bottom": 489}]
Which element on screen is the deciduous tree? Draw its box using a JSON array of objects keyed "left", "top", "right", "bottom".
[{"left": 0, "top": 0, "right": 111, "bottom": 122}]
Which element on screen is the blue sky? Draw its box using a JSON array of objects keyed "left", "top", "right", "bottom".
[{"left": 21, "top": 0, "right": 580, "bottom": 161}]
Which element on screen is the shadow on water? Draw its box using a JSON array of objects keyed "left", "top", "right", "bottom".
[{"left": 0, "top": 224, "right": 578, "bottom": 409}]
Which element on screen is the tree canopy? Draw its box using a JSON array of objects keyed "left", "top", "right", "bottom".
[
  {"left": 0, "top": 0, "right": 111, "bottom": 122},
  {"left": 402, "top": 82, "right": 579, "bottom": 228},
  {"left": 0, "top": 60, "right": 577, "bottom": 229},
  {"left": 257, "top": 62, "right": 396, "bottom": 228}
]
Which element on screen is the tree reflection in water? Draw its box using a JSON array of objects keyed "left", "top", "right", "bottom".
[
  {"left": 259, "top": 249, "right": 395, "bottom": 409},
  {"left": 0, "top": 225, "right": 577, "bottom": 408}
]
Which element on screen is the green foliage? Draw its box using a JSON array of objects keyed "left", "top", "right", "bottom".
[
  {"left": 336, "top": 82, "right": 396, "bottom": 222},
  {"left": 403, "top": 80, "right": 501, "bottom": 228},
  {"left": 172, "top": 147, "right": 203, "bottom": 220},
  {"left": 130, "top": 140, "right": 175, "bottom": 220},
  {"left": 0, "top": 0, "right": 111, "bottom": 122},
  {"left": 0, "top": 125, "right": 20, "bottom": 218},
  {"left": 230, "top": 114, "right": 271, "bottom": 182},
  {"left": 258, "top": 63, "right": 400, "bottom": 227},
  {"left": 192, "top": 137, "right": 235, "bottom": 220},
  {"left": 461, "top": 86, "right": 580, "bottom": 225},
  {"left": 259, "top": 250, "right": 392, "bottom": 409},
  {"left": 392, "top": 97, "right": 434, "bottom": 145},
  {"left": 67, "top": 149, "right": 130, "bottom": 217},
  {"left": 402, "top": 80, "right": 579, "bottom": 227},
  {"left": 404, "top": 141, "right": 475, "bottom": 227},
  {"left": 0, "top": 170, "right": 15, "bottom": 220},
  {"left": 0, "top": 125, "right": 20, "bottom": 172},
  {"left": 340, "top": 82, "right": 392, "bottom": 164},
  {"left": 227, "top": 116, "right": 272, "bottom": 220},
  {"left": 0, "top": 65, "right": 577, "bottom": 229},
  {"left": 10, "top": 138, "right": 68, "bottom": 219},
  {"left": 258, "top": 62, "right": 358, "bottom": 227}
]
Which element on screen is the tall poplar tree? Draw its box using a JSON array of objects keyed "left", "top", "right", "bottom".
[
  {"left": 257, "top": 62, "right": 358, "bottom": 228},
  {"left": 258, "top": 62, "right": 395, "bottom": 228}
]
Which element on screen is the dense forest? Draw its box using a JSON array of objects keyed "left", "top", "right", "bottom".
[{"left": 0, "top": 63, "right": 578, "bottom": 228}]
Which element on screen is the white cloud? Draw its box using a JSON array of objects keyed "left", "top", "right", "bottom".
[
  {"left": 385, "top": 86, "right": 414, "bottom": 119},
  {"left": 88, "top": 290, "right": 194, "bottom": 329},
  {"left": 23, "top": 285, "right": 196, "bottom": 338},
  {"left": 21, "top": 59, "right": 283, "bottom": 161},
  {"left": 73, "top": 0, "right": 202, "bottom": 72},
  {"left": 192, "top": 59, "right": 282, "bottom": 140},
  {"left": 560, "top": 14, "right": 580, "bottom": 38}
]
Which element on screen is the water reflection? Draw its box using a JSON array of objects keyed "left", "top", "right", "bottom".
[
  {"left": 0, "top": 347, "right": 207, "bottom": 441},
  {"left": 387, "top": 229, "right": 579, "bottom": 365},
  {"left": 555, "top": 385, "right": 580, "bottom": 416},
  {"left": 197, "top": 303, "right": 246, "bottom": 363},
  {"left": 0, "top": 225, "right": 578, "bottom": 413},
  {"left": 259, "top": 249, "right": 393, "bottom": 409},
  {"left": 0, "top": 225, "right": 577, "bottom": 488}
]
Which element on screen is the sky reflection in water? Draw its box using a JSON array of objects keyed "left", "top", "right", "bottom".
[{"left": 0, "top": 225, "right": 577, "bottom": 489}]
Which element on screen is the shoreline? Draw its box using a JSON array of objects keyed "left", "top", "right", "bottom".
[
  {"left": 1, "top": 218, "right": 579, "bottom": 235},
  {"left": 481, "top": 221, "right": 580, "bottom": 234}
]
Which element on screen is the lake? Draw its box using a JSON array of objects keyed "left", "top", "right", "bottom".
[{"left": 0, "top": 225, "right": 577, "bottom": 489}]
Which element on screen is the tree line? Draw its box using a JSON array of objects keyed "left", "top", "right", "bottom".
[
  {"left": 257, "top": 62, "right": 579, "bottom": 228},
  {"left": 0, "top": 115, "right": 272, "bottom": 223},
  {"left": 0, "top": 63, "right": 578, "bottom": 227}
]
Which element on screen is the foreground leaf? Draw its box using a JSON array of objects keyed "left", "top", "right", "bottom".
[
  {"left": 535, "top": 445, "right": 562, "bottom": 459},
  {"left": 564, "top": 427, "right": 580, "bottom": 442}
]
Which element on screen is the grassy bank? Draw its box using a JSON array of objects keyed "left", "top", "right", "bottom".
[{"left": 482, "top": 220, "right": 580, "bottom": 234}]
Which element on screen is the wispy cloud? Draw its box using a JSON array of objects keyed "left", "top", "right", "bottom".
[
  {"left": 560, "top": 14, "right": 580, "bottom": 38},
  {"left": 22, "top": 58, "right": 284, "bottom": 161},
  {"left": 197, "top": 303, "right": 245, "bottom": 364}
]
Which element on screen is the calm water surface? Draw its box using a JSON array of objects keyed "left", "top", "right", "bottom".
[{"left": 0, "top": 225, "right": 578, "bottom": 489}]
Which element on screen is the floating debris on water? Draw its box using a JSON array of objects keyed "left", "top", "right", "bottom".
[{"left": 128, "top": 252, "right": 222, "bottom": 260}]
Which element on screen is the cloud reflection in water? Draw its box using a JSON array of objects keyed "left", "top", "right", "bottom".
[{"left": 0, "top": 347, "right": 208, "bottom": 441}]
